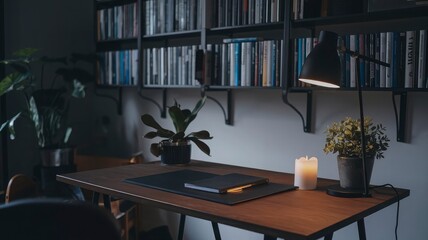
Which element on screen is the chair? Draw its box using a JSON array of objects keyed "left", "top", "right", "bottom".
[
  {"left": 5, "top": 174, "right": 39, "bottom": 203},
  {"left": 0, "top": 198, "right": 122, "bottom": 240}
]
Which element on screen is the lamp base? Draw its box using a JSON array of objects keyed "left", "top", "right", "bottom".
[{"left": 326, "top": 184, "right": 371, "bottom": 198}]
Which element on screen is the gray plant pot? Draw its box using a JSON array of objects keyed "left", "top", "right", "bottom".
[
  {"left": 337, "top": 155, "right": 375, "bottom": 189},
  {"left": 160, "top": 141, "right": 191, "bottom": 165},
  {"left": 40, "top": 147, "right": 76, "bottom": 167}
]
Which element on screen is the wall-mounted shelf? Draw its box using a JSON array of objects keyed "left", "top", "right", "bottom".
[{"left": 201, "top": 86, "right": 233, "bottom": 125}]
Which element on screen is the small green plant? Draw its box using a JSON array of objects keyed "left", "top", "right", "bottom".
[
  {"left": 141, "top": 96, "right": 213, "bottom": 157},
  {"left": 324, "top": 117, "right": 390, "bottom": 159}
]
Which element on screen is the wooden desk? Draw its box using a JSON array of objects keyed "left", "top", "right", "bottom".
[{"left": 57, "top": 160, "right": 409, "bottom": 240}]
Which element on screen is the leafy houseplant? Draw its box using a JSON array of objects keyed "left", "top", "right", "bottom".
[
  {"left": 324, "top": 117, "right": 390, "bottom": 159},
  {"left": 141, "top": 96, "right": 213, "bottom": 164},
  {"left": 323, "top": 117, "right": 390, "bottom": 189},
  {"left": 0, "top": 48, "right": 94, "bottom": 165}
]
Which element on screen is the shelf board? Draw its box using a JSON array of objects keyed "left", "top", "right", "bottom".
[
  {"left": 292, "top": 6, "right": 428, "bottom": 35},
  {"left": 287, "top": 87, "right": 428, "bottom": 93},
  {"left": 96, "top": 38, "right": 138, "bottom": 52},
  {"left": 95, "top": 84, "right": 137, "bottom": 89},
  {"left": 141, "top": 85, "right": 281, "bottom": 90},
  {"left": 209, "top": 22, "right": 284, "bottom": 35},
  {"left": 142, "top": 30, "right": 202, "bottom": 40},
  {"left": 95, "top": 0, "right": 136, "bottom": 10}
]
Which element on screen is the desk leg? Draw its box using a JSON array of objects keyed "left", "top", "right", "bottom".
[
  {"left": 102, "top": 194, "right": 111, "bottom": 210},
  {"left": 211, "top": 222, "right": 221, "bottom": 240},
  {"left": 324, "top": 233, "right": 333, "bottom": 240},
  {"left": 358, "top": 219, "right": 367, "bottom": 240},
  {"left": 263, "top": 235, "right": 277, "bottom": 240},
  {"left": 92, "top": 192, "right": 100, "bottom": 205},
  {"left": 178, "top": 214, "right": 186, "bottom": 240}
]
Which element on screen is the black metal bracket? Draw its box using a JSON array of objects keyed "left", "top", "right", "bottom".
[
  {"left": 282, "top": 88, "right": 313, "bottom": 133},
  {"left": 138, "top": 88, "right": 167, "bottom": 118},
  {"left": 392, "top": 91, "right": 407, "bottom": 142},
  {"left": 94, "top": 87, "right": 123, "bottom": 115},
  {"left": 201, "top": 86, "right": 233, "bottom": 125}
]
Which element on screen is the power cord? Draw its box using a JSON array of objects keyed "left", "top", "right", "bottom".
[{"left": 370, "top": 184, "right": 400, "bottom": 240}]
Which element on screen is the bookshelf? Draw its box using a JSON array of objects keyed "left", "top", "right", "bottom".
[
  {"left": 283, "top": 0, "right": 428, "bottom": 142},
  {"left": 94, "top": 0, "right": 428, "bottom": 140}
]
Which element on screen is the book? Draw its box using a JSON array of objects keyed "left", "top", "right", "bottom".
[
  {"left": 405, "top": 31, "right": 416, "bottom": 88},
  {"left": 184, "top": 173, "right": 269, "bottom": 194}
]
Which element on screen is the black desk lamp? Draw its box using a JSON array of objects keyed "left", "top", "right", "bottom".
[{"left": 298, "top": 31, "right": 390, "bottom": 197}]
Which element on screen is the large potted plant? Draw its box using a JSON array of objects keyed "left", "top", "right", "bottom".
[
  {"left": 141, "top": 96, "right": 213, "bottom": 165},
  {"left": 0, "top": 48, "right": 94, "bottom": 167},
  {"left": 323, "top": 117, "right": 390, "bottom": 189}
]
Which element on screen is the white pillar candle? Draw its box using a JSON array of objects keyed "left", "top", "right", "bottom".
[{"left": 294, "top": 156, "right": 318, "bottom": 190}]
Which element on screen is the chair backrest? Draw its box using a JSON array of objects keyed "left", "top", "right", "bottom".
[
  {"left": 0, "top": 198, "right": 122, "bottom": 240},
  {"left": 5, "top": 174, "right": 39, "bottom": 203}
]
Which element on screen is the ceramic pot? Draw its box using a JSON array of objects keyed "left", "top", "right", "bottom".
[
  {"left": 337, "top": 155, "right": 375, "bottom": 189},
  {"left": 160, "top": 141, "right": 191, "bottom": 165},
  {"left": 40, "top": 146, "right": 76, "bottom": 167}
]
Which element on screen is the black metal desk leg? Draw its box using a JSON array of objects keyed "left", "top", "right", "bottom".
[
  {"left": 178, "top": 214, "right": 186, "bottom": 240},
  {"left": 92, "top": 192, "right": 100, "bottom": 205},
  {"left": 102, "top": 194, "right": 111, "bottom": 210},
  {"left": 358, "top": 219, "right": 367, "bottom": 240},
  {"left": 211, "top": 222, "right": 221, "bottom": 240},
  {"left": 264, "top": 235, "right": 277, "bottom": 240},
  {"left": 324, "top": 233, "right": 333, "bottom": 240}
]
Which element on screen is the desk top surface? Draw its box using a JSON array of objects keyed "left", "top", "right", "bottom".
[{"left": 57, "top": 160, "right": 409, "bottom": 240}]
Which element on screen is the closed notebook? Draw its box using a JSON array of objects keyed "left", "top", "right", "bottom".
[{"left": 184, "top": 173, "right": 269, "bottom": 194}]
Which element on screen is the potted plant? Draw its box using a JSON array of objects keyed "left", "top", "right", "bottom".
[
  {"left": 141, "top": 96, "right": 213, "bottom": 165},
  {"left": 323, "top": 117, "right": 390, "bottom": 189},
  {"left": 0, "top": 48, "right": 94, "bottom": 167}
]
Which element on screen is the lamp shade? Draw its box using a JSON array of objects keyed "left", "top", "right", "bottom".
[{"left": 299, "top": 31, "right": 341, "bottom": 88}]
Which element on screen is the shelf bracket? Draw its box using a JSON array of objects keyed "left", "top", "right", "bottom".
[
  {"left": 392, "top": 91, "right": 407, "bottom": 142},
  {"left": 94, "top": 87, "right": 123, "bottom": 115},
  {"left": 282, "top": 88, "right": 313, "bottom": 133},
  {"left": 201, "top": 86, "right": 233, "bottom": 125},
  {"left": 138, "top": 88, "right": 167, "bottom": 118}
]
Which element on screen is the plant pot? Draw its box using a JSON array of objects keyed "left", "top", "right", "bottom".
[
  {"left": 337, "top": 155, "right": 375, "bottom": 189},
  {"left": 40, "top": 146, "right": 76, "bottom": 167},
  {"left": 160, "top": 141, "right": 191, "bottom": 165}
]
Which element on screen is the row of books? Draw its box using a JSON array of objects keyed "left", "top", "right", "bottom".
[
  {"left": 204, "top": 39, "right": 283, "bottom": 87},
  {"left": 97, "top": 2, "right": 139, "bottom": 41},
  {"left": 144, "top": 0, "right": 202, "bottom": 35},
  {"left": 143, "top": 45, "right": 201, "bottom": 86},
  {"left": 293, "top": 30, "right": 428, "bottom": 89},
  {"left": 213, "top": 0, "right": 284, "bottom": 28},
  {"left": 97, "top": 49, "right": 139, "bottom": 86}
]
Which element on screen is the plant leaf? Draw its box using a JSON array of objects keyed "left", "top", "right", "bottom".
[
  {"left": 28, "top": 96, "right": 45, "bottom": 147},
  {"left": 0, "top": 72, "right": 31, "bottom": 96},
  {"left": 168, "top": 105, "right": 186, "bottom": 132},
  {"left": 188, "top": 137, "right": 210, "bottom": 156},
  {"left": 188, "top": 130, "right": 213, "bottom": 139},
  {"left": 144, "top": 131, "right": 158, "bottom": 139},
  {"left": 171, "top": 132, "right": 185, "bottom": 142},
  {"left": 150, "top": 143, "right": 161, "bottom": 157},
  {"left": 141, "top": 114, "right": 163, "bottom": 130},
  {"left": 185, "top": 97, "right": 206, "bottom": 127}
]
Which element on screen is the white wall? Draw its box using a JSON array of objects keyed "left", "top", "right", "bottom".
[{"left": 4, "top": 1, "right": 428, "bottom": 240}]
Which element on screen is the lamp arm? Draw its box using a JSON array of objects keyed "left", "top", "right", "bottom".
[{"left": 338, "top": 46, "right": 390, "bottom": 67}]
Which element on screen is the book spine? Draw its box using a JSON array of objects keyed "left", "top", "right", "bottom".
[
  {"left": 380, "top": 32, "right": 386, "bottom": 88},
  {"left": 418, "top": 30, "right": 427, "bottom": 88},
  {"left": 405, "top": 31, "right": 416, "bottom": 88},
  {"left": 386, "top": 32, "right": 393, "bottom": 88}
]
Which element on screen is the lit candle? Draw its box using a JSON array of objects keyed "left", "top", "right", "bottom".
[{"left": 294, "top": 156, "right": 318, "bottom": 190}]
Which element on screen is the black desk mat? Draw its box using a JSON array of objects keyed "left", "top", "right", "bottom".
[{"left": 124, "top": 169, "right": 296, "bottom": 205}]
